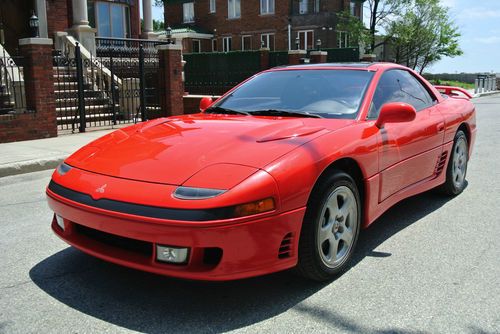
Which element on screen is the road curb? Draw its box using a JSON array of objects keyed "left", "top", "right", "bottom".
[
  {"left": 473, "top": 91, "right": 500, "bottom": 98},
  {"left": 0, "top": 156, "right": 66, "bottom": 178}
]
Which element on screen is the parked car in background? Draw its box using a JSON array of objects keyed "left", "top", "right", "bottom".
[{"left": 46, "top": 63, "right": 476, "bottom": 281}]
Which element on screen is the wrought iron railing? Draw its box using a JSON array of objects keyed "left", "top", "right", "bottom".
[
  {"left": 0, "top": 46, "right": 26, "bottom": 115},
  {"left": 95, "top": 37, "right": 169, "bottom": 58}
]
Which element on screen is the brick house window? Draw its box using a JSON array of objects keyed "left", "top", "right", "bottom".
[
  {"left": 95, "top": 2, "right": 130, "bottom": 38},
  {"left": 223, "top": 36, "right": 232, "bottom": 52},
  {"left": 241, "top": 35, "right": 252, "bottom": 50},
  {"left": 212, "top": 39, "right": 218, "bottom": 52},
  {"left": 337, "top": 31, "right": 351, "bottom": 48},
  {"left": 210, "top": 0, "right": 216, "bottom": 13},
  {"left": 298, "top": 30, "right": 314, "bottom": 50},
  {"left": 228, "top": 0, "right": 241, "bottom": 19},
  {"left": 299, "top": 0, "right": 308, "bottom": 14},
  {"left": 183, "top": 2, "right": 195, "bottom": 23},
  {"left": 350, "top": 1, "right": 356, "bottom": 16},
  {"left": 260, "top": 0, "right": 275, "bottom": 15},
  {"left": 314, "top": 0, "right": 320, "bottom": 13},
  {"left": 261, "top": 33, "right": 275, "bottom": 50},
  {"left": 192, "top": 39, "right": 201, "bottom": 53}
]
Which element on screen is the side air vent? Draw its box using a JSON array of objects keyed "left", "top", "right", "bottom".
[
  {"left": 435, "top": 151, "right": 448, "bottom": 176},
  {"left": 278, "top": 233, "right": 294, "bottom": 259}
]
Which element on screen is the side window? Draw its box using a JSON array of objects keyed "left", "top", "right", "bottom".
[{"left": 369, "top": 70, "right": 434, "bottom": 119}]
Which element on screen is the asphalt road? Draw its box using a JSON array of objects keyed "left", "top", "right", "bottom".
[{"left": 1, "top": 95, "right": 499, "bottom": 334}]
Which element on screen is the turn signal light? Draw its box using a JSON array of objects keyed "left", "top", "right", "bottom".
[{"left": 233, "top": 198, "right": 275, "bottom": 217}]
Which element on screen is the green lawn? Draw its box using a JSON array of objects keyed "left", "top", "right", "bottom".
[{"left": 428, "top": 80, "right": 474, "bottom": 90}]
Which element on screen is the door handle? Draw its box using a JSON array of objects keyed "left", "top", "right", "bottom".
[{"left": 437, "top": 122, "right": 445, "bottom": 132}]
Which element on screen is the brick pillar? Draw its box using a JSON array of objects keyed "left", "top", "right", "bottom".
[
  {"left": 288, "top": 50, "right": 307, "bottom": 65},
  {"left": 157, "top": 44, "right": 184, "bottom": 116},
  {"left": 309, "top": 51, "right": 328, "bottom": 64},
  {"left": 19, "top": 38, "right": 57, "bottom": 138},
  {"left": 259, "top": 48, "right": 270, "bottom": 70}
]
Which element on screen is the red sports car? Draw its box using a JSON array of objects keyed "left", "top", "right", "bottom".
[{"left": 46, "top": 63, "right": 476, "bottom": 281}]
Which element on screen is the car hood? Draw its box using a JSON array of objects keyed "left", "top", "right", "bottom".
[{"left": 65, "top": 114, "right": 352, "bottom": 186}]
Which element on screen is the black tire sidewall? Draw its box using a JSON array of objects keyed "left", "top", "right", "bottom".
[
  {"left": 445, "top": 130, "right": 468, "bottom": 195},
  {"left": 298, "top": 171, "right": 361, "bottom": 280}
]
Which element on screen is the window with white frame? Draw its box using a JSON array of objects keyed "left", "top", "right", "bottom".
[
  {"left": 297, "top": 30, "right": 314, "bottom": 50},
  {"left": 350, "top": 1, "right": 356, "bottom": 16},
  {"left": 299, "top": 0, "right": 308, "bottom": 14},
  {"left": 241, "top": 35, "right": 252, "bottom": 50},
  {"left": 260, "top": 0, "right": 275, "bottom": 14},
  {"left": 337, "top": 31, "right": 351, "bottom": 48},
  {"left": 210, "top": 0, "right": 216, "bottom": 13},
  {"left": 95, "top": 1, "right": 130, "bottom": 38},
  {"left": 183, "top": 2, "right": 194, "bottom": 23},
  {"left": 223, "top": 36, "right": 232, "bottom": 52},
  {"left": 228, "top": 0, "right": 241, "bottom": 19},
  {"left": 260, "top": 33, "right": 275, "bottom": 50}
]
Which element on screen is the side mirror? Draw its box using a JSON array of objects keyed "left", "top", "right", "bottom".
[
  {"left": 199, "top": 96, "right": 214, "bottom": 112},
  {"left": 375, "top": 102, "right": 416, "bottom": 128}
]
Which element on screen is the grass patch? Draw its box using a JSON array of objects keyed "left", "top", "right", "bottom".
[{"left": 428, "top": 79, "right": 474, "bottom": 90}]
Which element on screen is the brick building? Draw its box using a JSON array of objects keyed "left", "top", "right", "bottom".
[
  {"left": 0, "top": 0, "right": 158, "bottom": 57},
  {"left": 164, "top": 0, "right": 364, "bottom": 53}
]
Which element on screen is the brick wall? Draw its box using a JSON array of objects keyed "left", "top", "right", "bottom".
[
  {"left": 46, "top": 0, "right": 71, "bottom": 39},
  {"left": 166, "top": 0, "right": 351, "bottom": 52},
  {"left": 0, "top": 40, "right": 57, "bottom": 144}
]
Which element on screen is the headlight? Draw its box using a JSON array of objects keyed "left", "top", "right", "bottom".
[
  {"left": 233, "top": 197, "right": 275, "bottom": 217},
  {"left": 56, "top": 162, "right": 72, "bottom": 176},
  {"left": 173, "top": 186, "right": 226, "bottom": 200}
]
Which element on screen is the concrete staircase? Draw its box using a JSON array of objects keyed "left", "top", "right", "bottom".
[{"left": 53, "top": 65, "right": 118, "bottom": 128}]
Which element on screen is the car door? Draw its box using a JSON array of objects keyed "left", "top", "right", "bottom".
[{"left": 369, "top": 69, "right": 445, "bottom": 202}]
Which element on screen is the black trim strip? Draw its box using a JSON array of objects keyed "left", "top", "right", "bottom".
[{"left": 48, "top": 181, "right": 235, "bottom": 222}]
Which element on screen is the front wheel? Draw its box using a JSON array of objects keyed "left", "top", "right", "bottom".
[
  {"left": 439, "top": 130, "right": 468, "bottom": 196},
  {"left": 297, "top": 171, "right": 361, "bottom": 281}
]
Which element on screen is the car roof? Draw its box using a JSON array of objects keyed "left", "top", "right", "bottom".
[{"left": 271, "top": 62, "right": 403, "bottom": 71}]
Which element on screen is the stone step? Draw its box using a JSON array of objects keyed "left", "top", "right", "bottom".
[
  {"left": 56, "top": 104, "right": 118, "bottom": 114},
  {"left": 55, "top": 97, "right": 110, "bottom": 107},
  {"left": 54, "top": 89, "right": 102, "bottom": 99},
  {"left": 57, "top": 113, "right": 116, "bottom": 125}
]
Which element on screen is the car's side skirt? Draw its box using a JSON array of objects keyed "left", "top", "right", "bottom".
[{"left": 363, "top": 141, "right": 454, "bottom": 228}]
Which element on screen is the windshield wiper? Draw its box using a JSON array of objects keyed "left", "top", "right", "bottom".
[
  {"left": 249, "top": 109, "right": 323, "bottom": 118},
  {"left": 204, "top": 106, "right": 251, "bottom": 116}
]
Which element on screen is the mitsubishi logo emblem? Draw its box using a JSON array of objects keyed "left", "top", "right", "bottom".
[{"left": 95, "top": 184, "right": 107, "bottom": 193}]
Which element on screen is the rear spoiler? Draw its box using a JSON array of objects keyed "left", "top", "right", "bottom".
[{"left": 434, "top": 85, "right": 473, "bottom": 100}]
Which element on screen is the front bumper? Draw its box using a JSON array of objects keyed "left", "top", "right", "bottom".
[{"left": 47, "top": 186, "right": 305, "bottom": 281}]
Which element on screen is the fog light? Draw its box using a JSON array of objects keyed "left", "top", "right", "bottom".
[
  {"left": 55, "top": 214, "right": 65, "bottom": 231},
  {"left": 156, "top": 245, "right": 189, "bottom": 264}
]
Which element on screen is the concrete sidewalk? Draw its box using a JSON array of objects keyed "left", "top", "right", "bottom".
[{"left": 0, "top": 129, "right": 115, "bottom": 177}]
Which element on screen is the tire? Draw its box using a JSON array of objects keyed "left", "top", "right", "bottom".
[
  {"left": 439, "top": 130, "right": 469, "bottom": 196},
  {"left": 296, "top": 171, "right": 361, "bottom": 281}
]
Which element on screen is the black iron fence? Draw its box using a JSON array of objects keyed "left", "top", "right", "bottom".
[
  {"left": 54, "top": 38, "right": 168, "bottom": 132},
  {"left": 184, "top": 51, "right": 262, "bottom": 96},
  {"left": 0, "top": 48, "right": 26, "bottom": 115},
  {"left": 184, "top": 48, "right": 360, "bottom": 96}
]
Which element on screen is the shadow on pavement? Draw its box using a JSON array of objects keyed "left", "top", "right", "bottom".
[{"left": 30, "top": 190, "right": 454, "bottom": 333}]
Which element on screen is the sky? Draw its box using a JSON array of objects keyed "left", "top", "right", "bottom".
[
  {"left": 146, "top": 1, "right": 499, "bottom": 74},
  {"left": 426, "top": 0, "right": 500, "bottom": 74}
]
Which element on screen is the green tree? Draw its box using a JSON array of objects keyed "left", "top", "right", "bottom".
[
  {"left": 387, "top": 0, "right": 462, "bottom": 73},
  {"left": 336, "top": 10, "right": 371, "bottom": 49},
  {"left": 366, "top": 0, "right": 411, "bottom": 52}
]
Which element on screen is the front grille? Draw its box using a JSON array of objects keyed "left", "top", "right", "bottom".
[{"left": 74, "top": 223, "right": 153, "bottom": 257}]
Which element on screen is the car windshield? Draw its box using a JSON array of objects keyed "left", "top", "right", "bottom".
[{"left": 211, "top": 69, "right": 374, "bottom": 119}]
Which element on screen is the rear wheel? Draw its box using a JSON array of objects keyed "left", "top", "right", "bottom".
[
  {"left": 297, "top": 171, "right": 361, "bottom": 281},
  {"left": 440, "top": 130, "right": 468, "bottom": 196}
]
